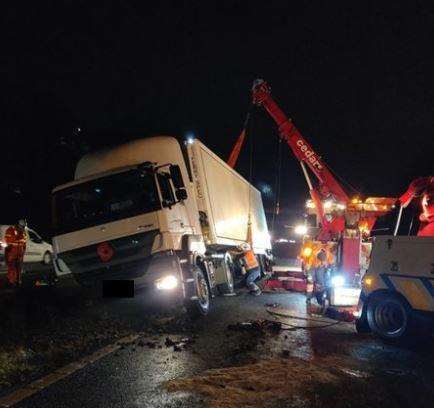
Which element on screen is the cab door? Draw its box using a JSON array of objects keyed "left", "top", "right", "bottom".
[{"left": 156, "top": 171, "right": 191, "bottom": 235}]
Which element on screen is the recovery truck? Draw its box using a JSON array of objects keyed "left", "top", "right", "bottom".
[
  {"left": 356, "top": 177, "right": 434, "bottom": 340},
  {"left": 51, "top": 136, "right": 271, "bottom": 315},
  {"left": 244, "top": 79, "right": 395, "bottom": 308}
]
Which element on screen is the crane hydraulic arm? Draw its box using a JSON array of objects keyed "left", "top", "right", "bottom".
[
  {"left": 227, "top": 112, "right": 250, "bottom": 168},
  {"left": 251, "top": 79, "right": 349, "bottom": 204},
  {"left": 251, "top": 79, "right": 349, "bottom": 240},
  {"left": 227, "top": 129, "right": 246, "bottom": 168}
]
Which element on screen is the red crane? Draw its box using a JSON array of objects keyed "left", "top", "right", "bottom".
[
  {"left": 251, "top": 79, "right": 350, "bottom": 241},
  {"left": 228, "top": 79, "right": 395, "bottom": 284}
]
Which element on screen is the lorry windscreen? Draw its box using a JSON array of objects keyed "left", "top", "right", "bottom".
[{"left": 53, "top": 170, "right": 160, "bottom": 235}]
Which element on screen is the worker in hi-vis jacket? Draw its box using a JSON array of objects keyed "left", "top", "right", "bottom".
[
  {"left": 5, "top": 219, "right": 27, "bottom": 287},
  {"left": 237, "top": 244, "right": 262, "bottom": 296}
]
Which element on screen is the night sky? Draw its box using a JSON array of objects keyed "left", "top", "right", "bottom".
[{"left": 2, "top": 2, "right": 434, "bottom": 237}]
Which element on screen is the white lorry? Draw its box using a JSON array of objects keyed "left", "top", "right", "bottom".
[{"left": 51, "top": 136, "right": 271, "bottom": 315}]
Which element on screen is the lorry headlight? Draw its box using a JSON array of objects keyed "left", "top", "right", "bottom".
[
  {"left": 331, "top": 275, "right": 345, "bottom": 287},
  {"left": 155, "top": 275, "right": 178, "bottom": 290}
]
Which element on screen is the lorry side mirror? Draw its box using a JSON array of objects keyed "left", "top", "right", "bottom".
[
  {"left": 176, "top": 188, "right": 188, "bottom": 201},
  {"left": 169, "top": 165, "right": 185, "bottom": 189}
]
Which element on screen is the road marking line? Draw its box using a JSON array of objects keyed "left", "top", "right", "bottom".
[{"left": 0, "top": 334, "right": 139, "bottom": 408}]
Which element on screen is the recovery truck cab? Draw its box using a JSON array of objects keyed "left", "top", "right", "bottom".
[
  {"left": 357, "top": 176, "right": 434, "bottom": 340},
  {"left": 52, "top": 136, "right": 271, "bottom": 316}
]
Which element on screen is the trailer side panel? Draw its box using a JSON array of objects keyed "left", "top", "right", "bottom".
[{"left": 188, "top": 140, "right": 270, "bottom": 254}]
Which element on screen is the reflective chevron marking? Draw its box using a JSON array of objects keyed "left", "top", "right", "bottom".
[{"left": 379, "top": 273, "right": 434, "bottom": 311}]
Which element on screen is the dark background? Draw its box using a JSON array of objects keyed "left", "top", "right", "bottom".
[{"left": 1, "top": 1, "right": 434, "bottom": 238}]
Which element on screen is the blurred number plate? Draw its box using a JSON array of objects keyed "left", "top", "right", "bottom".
[{"left": 102, "top": 280, "right": 134, "bottom": 298}]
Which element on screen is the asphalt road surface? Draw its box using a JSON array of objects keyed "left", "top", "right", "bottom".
[{"left": 6, "top": 286, "right": 434, "bottom": 408}]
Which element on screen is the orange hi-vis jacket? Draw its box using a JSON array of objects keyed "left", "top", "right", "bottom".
[
  {"left": 5, "top": 226, "right": 27, "bottom": 259},
  {"left": 4, "top": 226, "right": 27, "bottom": 285},
  {"left": 243, "top": 249, "right": 259, "bottom": 271}
]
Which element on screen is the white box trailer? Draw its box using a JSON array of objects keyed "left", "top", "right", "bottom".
[
  {"left": 187, "top": 140, "right": 270, "bottom": 254},
  {"left": 52, "top": 136, "right": 271, "bottom": 316}
]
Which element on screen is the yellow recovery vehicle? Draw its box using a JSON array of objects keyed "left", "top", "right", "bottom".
[{"left": 356, "top": 177, "right": 434, "bottom": 340}]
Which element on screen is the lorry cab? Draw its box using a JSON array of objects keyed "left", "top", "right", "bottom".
[{"left": 52, "top": 137, "right": 208, "bottom": 309}]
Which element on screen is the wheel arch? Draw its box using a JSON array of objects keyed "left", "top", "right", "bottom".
[
  {"left": 193, "top": 254, "right": 216, "bottom": 295},
  {"left": 365, "top": 288, "right": 413, "bottom": 312}
]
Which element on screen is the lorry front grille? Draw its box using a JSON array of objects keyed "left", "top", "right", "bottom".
[{"left": 58, "top": 230, "right": 159, "bottom": 281}]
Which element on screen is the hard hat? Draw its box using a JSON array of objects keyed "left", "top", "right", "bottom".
[
  {"left": 239, "top": 243, "right": 250, "bottom": 251},
  {"left": 18, "top": 219, "right": 27, "bottom": 228}
]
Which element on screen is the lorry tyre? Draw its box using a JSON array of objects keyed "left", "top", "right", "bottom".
[
  {"left": 217, "top": 252, "right": 235, "bottom": 295},
  {"left": 185, "top": 266, "right": 210, "bottom": 317},
  {"left": 366, "top": 292, "right": 412, "bottom": 341}
]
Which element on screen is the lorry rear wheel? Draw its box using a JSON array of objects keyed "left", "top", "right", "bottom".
[
  {"left": 217, "top": 253, "right": 235, "bottom": 295},
  {"left": 367, "top": 293, "right": 412, "bottom": 341},
  {"left": 185, "top": 267, "right": 210, "bottom": 317}
]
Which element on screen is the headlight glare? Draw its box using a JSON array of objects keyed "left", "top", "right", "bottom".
[
  {"left": 155, "top": 275, "right": 178, "bottom": 290},
  {"left": 331, "top": 275, "right": 345, "bottom": 287}
]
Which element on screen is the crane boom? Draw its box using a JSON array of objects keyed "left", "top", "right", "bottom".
[
  {"left": 251, "top": 79, "right": 349, "bottom": 204},
  {"left": 227, "top": 129, "right": 246, "bottom": 168}
]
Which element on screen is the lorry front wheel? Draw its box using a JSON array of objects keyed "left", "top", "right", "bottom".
[
  {"left": 367, "top": 293, "right": 412, "bottom": 341},
  {"left": 185, "top": 267, "right": 210, "bottom": 317}
]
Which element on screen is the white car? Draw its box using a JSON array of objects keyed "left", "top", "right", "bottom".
[{"left": 0, "top": 226, "right": 53, "bottom": 266}]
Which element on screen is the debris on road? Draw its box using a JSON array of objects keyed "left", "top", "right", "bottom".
[
  {"left": 164, "top": 337, "right": 195, "bottom": 352},
  {"left": 337, "top": 367, "right": 370, "bottom": 379},
  {"left": 227, "top": 320, "right": 282, "bottom": 334},
  {"left": 165, "top": 337, "right": 176, "bottom": 347}
]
